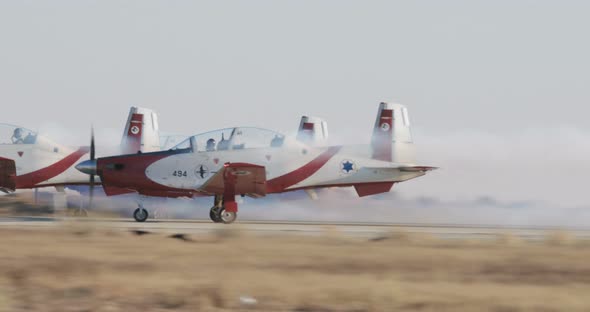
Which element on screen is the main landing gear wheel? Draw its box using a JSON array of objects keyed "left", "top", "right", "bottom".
[
  {"left": 219, "top": 209, "right": 237, "bottom": 224},
  {"left": 209, "top": 194, "right": 238, "bottom": 224},
  {"left": 209, "top": 207, "right": 222, "bottom": 223},
  {"left": 133, "top": 208, "right": 149, "bottom": 222}
]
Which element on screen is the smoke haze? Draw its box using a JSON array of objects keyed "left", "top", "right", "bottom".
[{"left": 1, "top": 1, "right": 588, "bottom": 226}]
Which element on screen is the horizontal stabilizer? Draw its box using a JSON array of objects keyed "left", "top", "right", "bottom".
[
  {"left": 354, "top": 182, "right": 394, "bottom": 197},
  {"left": 365, "top": 165, "right": 438, "bottom": 172},
  {"left": 398, "top": 166, "right": 438, "bottom": 172}
]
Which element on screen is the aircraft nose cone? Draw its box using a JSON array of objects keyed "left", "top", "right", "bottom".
[{"left": 76, "top": 160, "right": 97, "bottom": 175}]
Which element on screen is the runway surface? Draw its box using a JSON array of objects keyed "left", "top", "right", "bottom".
[{"left": 1, "top": 216, "right": 590, "bottom": 240}]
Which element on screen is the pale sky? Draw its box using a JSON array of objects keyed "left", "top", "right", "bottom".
[{"left": 1, "top": 1, "right": 589, "bottom": 215}]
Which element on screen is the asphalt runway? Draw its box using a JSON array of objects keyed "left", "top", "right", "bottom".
[{"left": 1, "top": 216, "right": 590, "bottom": 240}]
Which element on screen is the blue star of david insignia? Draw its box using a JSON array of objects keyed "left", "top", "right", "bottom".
[{"left": 342, "top": 161, "right": 354, "bottom": 173}]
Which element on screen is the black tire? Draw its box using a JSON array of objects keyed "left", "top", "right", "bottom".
[
  {"left": 133, "top": 208, "right": 149, "bottom": 222},
  {"left": 209, "top": 208, "right": 222, "bottom": 223}
]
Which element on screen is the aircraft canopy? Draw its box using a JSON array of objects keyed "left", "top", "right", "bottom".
[
  {"left": 0, "top": 124, "right": 37, "bottom": 145},
  {"left": 172, "top": 127, "right": 286, "bottom": 152}
]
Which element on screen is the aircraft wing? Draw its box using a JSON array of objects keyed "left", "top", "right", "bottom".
[
  {"left": 0, "top": 157, "right": 16, "bottom": 192},
  {"left": 199, "top": 163, "right": 267, "bottom": 197}
]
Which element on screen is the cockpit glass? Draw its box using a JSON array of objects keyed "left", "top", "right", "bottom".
[
  {"left": 0, "top": 124, "right": 37, "bottom": 145},
  {"left": 171, "top": 127, "right": 285, "bottom": 152},
  {"left": 160, "top": 134, "right": 190, "bottom": 150}
]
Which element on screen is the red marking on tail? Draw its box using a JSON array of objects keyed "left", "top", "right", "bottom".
[
  {"left": 371, "top": 108, "right": 393, "bottom": 162},
  {"left": 121, "top": 113, "right": 143, "bottom": 154},
  {"left": 302, "top": 122, "right": 314, "bottom": 130}
]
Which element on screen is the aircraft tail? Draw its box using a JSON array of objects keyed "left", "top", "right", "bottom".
[
  {"left": 296, "top": 116, "right": 329, "bottom": 146},
  {"left": 120, "top": 107, "right": 161, "bottom": 154},
  {"left": 370, "top": 102, "right": 415, "bottom": 163}
]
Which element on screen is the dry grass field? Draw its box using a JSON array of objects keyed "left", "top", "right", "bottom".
[
  {"left": 0, "top": 224, "right": 589, "bottom": 312},
  {"left": 0, "top": 193, "right": 54, "bottom": 217}
]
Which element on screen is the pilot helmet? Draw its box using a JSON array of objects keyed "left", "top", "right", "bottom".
[
  {"left": 206, "top": 138, "right": 216, "bottom": 149},
  {"left": 13, "top": 128, "right": 23, "bottom": 138}
]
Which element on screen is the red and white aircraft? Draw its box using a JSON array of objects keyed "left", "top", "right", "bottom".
[
  {"left": 76, "top": 103, "right": 436, "bottom": 223},
  {"left": 0, "top": 107, "right": 161, "bottom": 195}
]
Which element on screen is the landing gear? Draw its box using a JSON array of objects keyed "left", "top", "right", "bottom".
[
  {"left": 209, "top": 194, "right": 223, "bottom": 223},
  {"left": 219, "top": 209, "right": 237, "bottom": 223},
  {"left": 133, "top": 196, "right": 150, "bottom": 222},
  {"left": 209, "top": 194, "right": 237, "bottom": 224},
  {"left": 68, "top": 208, "right": 87, "bottom": 217},
  {"left": 133, "top": 207, "right": 149, "bottom": 222},
  {"left": 209, "top": 207, "right": 222, "bottom": 223}
]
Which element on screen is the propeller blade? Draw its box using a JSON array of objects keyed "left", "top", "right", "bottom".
[
  {"left": 89, "top": 174, "right": 94, "bottom": 210},
  {"left": 88, "top": 126, "right": 95, "bottom": 211},
  {"left": 90, "top": 125, "right": 95, "bottom": 161}
]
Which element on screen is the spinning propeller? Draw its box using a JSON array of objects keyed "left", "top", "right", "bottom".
[
  {"left": 75, "top": 126, "right": 98, "bottom": 215},
  {"left": 88, "top": 126, "right": 95, "bottom": 210}
]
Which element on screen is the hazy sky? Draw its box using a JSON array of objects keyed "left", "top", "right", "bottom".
[{"left": 1, "top": 1, "right": 589, "bottom": 213}]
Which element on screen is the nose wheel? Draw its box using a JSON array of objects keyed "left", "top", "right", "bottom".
[{"left": 133, "top": 207, "right": 149, "bottom": 222}]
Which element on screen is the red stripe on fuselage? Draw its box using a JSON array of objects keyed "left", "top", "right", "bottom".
[
  {"left": 266, "top": 146, "right": 341, "bottom": 193},
  {"left": 98, "top": 149, "right": 193, "bottom": 198},
  {"left": 97, "top": 147, "right": 341, "bottom": 198},
  {"left": 14, "top": 147, "right": 89, "bottom": 188}
]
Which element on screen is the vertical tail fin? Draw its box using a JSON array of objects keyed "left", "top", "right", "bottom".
[
  {"left": 371, "top": 103, "right": 394, "bottom": 162},
  {"left": 120, "top": 107, "right": 161, "bottom": 154},
  {"left": 371, "top": 102, "right": 415, "bottom": 163},
  {"left": 296, "top": 116, "right": 329, "bottom": 146}
]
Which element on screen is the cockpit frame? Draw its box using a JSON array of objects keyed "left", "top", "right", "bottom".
[
  {"left": 171, "top": 127, "right": 286, "bottom": 152},
  {"left": 0, "top": 124, "right": 38, "bottom": 145}
]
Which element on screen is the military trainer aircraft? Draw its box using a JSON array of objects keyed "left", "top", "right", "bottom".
[
  {"left": 76, "top": 102, "right": 435, "bottom": 223},
  {"left": 0, "top": 107, "right": 161, "bottom": 198}
]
